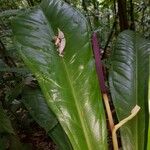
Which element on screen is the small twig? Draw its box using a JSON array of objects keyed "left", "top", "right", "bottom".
[{"left": 112, "top": 105, "right": 140, "bottom": 150}]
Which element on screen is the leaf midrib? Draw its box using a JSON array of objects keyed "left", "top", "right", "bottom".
[{"left": 62, "top": 59, "right": 93, "bottom": 150}]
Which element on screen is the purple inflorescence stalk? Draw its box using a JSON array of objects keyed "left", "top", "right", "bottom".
[{"left": 92, "top": 32, "right": 107, "bottom": 93}]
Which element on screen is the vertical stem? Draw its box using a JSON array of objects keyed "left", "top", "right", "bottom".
[
  {"left": 112, "top": 128, "right": 119, "bottom": 150},
  {"left": 103, "top": 93, "right": 118, "bottom": 149},
  {"left": 129, "top": 0, "right": 135, "bottom": 30},
  {"left": 112, "top": 105, "right": 140, "bottom": 150},
  {"left": 117, "top": 0, "right": 129, "bottom": 31},
  {"left": 103, "top": 94, "right": 114, "bottom": 132}
]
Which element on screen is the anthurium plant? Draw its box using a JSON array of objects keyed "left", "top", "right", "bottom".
[{"left": 12, "top": 0, "right": 150, "bottom": 149}]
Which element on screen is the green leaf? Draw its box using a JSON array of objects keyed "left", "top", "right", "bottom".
[
  {"left": 22, "top": 87, "right": 72, "bottom": 150},
  {"left": 109, "top": 30, "right": 150, "bottom": 150},
  {"left": 12, "top": 0, "right": 107, "bottom": 149},
  {"left": 48, "top": 124, "right": 73, "bottom": 150},
  {"left": 147, "top": 56, "right": 150, "bottom": 150},
  {"left": 22, "top": 87, "right": 58, "bottom": 132},
  {"left": 0, "top": 106, "right": 15, "bottom": 134}
]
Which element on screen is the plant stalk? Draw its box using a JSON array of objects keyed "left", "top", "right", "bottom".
[
  {"left": 112, "top": 105, "right": 140, "bottom": 150},
  {"left": 103, "top": 93, "right": 114, "bottom": 132}
]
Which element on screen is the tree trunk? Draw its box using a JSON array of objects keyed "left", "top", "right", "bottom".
[
  {"left": 129, "top": 0, "right": 135, "bottom": 30},
  {"left": 117, "top": 0, "right": 129, "bottom": 31}
]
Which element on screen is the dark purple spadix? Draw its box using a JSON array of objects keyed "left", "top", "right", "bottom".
[{"left": 92, "top": 32, "right": 107, "bottom": 93}]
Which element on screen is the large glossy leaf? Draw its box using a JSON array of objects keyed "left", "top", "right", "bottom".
[
  {"left": 109, "top": 30, "right": 150, "bottom": 150},
  {"left": 22, "top": 87, "right": 72, "bottom": 150},
  {"left": 12, "top": 0, "right": 107, "bottom": 149},
  {"left": 48, "top": 123, "right": 73, "bottom": 150}
]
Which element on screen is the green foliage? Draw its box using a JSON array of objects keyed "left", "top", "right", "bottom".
[
  {"left": 12, "top": 0, "right": 108, "bottom": 149},
  {"left": 9, "top": 135, "right": 32, "bottom": 150},
  {"left": 22, "top": 86, "right": 72, "bottom": 150},
  {"left": 0, "top": 105, "right": 30, "bottom": 150},
  {"left": 48, "top": 124, "right": 73, "bottom": 150},
  {"left": 147, "top": 56, "right": 150, "bottom": 150},
  {"left": 22, "top": 87, "right": 58, "bottom": 132},
  {"left": 109, "top": 30, "right": 150, "bottom": 150},
  {"left": 0, "top": 135, "right": 8, "bottom": 150},
  {"left": 0, "top": 105, "right": 15, "bottom": 134}
]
